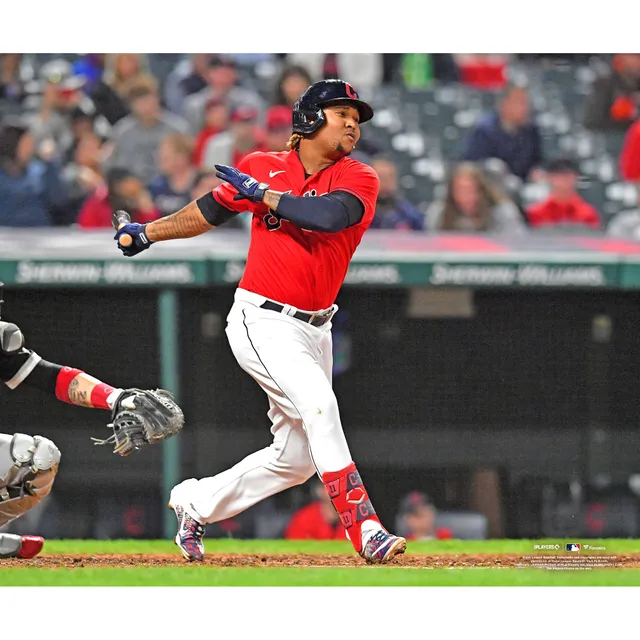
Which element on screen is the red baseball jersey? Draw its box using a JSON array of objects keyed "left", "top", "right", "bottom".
[{"left": 211, "top": 150, "right": 380, "bottom": 310}]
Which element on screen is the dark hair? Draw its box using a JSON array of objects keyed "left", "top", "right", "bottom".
[
  {"left": 546, "top": 156, "right": 579, "bottom": 174},
  {"left": 273, "top": 64, "right": 313, "bottom": 107},
  {"left": 0, "top": 123, "right": 29, "bottom": 163},
  {"left": 439, "top": 162, "right": 504, "bottom": 231}
]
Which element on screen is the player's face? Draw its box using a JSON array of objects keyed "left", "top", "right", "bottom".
[{"left": 315, "top": 104, "right": 361, "bottom": 158}]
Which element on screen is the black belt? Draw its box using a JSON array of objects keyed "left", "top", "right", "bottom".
[{"left": 260, "top": 300, "right": 335, "bottom": 327}]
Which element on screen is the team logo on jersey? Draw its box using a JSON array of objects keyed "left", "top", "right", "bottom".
[
  {"left": 264, "top": 209, "right": 282, "bottom": 231},
  {"left": 302, "top": 189, "right": 328, "bottom": 198}
]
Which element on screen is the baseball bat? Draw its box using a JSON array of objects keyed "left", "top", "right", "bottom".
[{"left": 112, "top": 210, "right": 133, "bottom": 248}]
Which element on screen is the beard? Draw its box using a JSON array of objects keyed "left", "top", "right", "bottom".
[{"left": 332, "top": 141, "right": 352, "bottom": 159}]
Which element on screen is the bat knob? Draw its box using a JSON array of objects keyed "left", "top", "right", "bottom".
[{"left": 119, "top": 233, "right": 133, "bottom": 248}]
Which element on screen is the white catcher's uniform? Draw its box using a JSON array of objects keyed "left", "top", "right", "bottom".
[{"left": 173, "top": 288, "right": 353, "bottom": 523}]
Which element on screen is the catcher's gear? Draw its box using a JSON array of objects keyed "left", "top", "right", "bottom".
[
  {"left": 92, "top": 388, "right": 184, "bottom": 457},
  {"left": 0, "top": 433, "right": 60, "bottom": 528},
  {"left": 292, "top": 79, "right": 374, "bottom": 136},
  {"left": 0, "top": 321, "right": 25, "bottom": 356}
]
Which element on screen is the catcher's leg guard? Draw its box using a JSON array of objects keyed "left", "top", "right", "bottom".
[{"left": 0, "top": 433, "right": 60, "bottom": 528}]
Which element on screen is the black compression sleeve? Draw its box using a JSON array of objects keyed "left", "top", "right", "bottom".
[
  {"left": 275, "top": 191, "right": 364, "bottom": 233},
  {"left": 23, "top": 358, "right": 62, "bottom": 393},
  {"left": 196, "top": 192, "right": 237, "bottom": 227}
]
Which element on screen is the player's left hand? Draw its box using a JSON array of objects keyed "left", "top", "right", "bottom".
[
  {"left": 214, "top": 164, "right": 269, "bottom": 203},
  {"left": 91, "top": 388, "right": 185, "bottom": 457}
]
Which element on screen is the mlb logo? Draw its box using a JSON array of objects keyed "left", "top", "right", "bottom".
[{"left": 566, "top": 543, "right": 581, "bottom": 552}]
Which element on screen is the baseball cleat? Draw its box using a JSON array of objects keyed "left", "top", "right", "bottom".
[
  {"left": 361, "top": 530, "right": 407, "bottom": 564},
  {"left": 168, "top": 501, "right": 205, "bottom": 562},
  {"left": 0, "top": 533, "right": 44, "bottom": 559}
]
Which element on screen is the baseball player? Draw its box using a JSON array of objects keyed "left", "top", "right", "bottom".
[
  {"left": 0, "top": 281, "right": 184, "bottom": 559},
  {"left": 114, "top": 79, "right": 407, "bottom": 564}
]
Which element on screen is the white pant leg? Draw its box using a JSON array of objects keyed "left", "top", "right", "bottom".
[
  {"left": 231, "top": 299, "right": 352, "bottom": 473},
  {"left": 173, "top": 296, "right": 352, "bottom": 523}
]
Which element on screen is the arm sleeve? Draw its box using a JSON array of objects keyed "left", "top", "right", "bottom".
[
  {"left": 196, "top": 191, "right": 238, "bottom": 227},
  {"left": 0, "top": 349, "right": 59, "bottom": 390},
  {"left": 274, "top": 191, "right": 364, "bottom": 233}
]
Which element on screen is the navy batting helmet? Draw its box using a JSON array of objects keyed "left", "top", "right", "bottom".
[{"left": 292, "top": 79, "right": 374, "bottom": 135}]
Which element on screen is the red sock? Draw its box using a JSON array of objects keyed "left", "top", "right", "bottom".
[{"left": 322, "top": 462, "right": 381, "bottom": 554}]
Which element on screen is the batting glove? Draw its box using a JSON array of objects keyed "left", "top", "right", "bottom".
[
  {"left": 114, "top": 222, "right": 154, "bottom": 257},
  {"left": 215, "top": 164, "right": 269, "bottom": 203}
]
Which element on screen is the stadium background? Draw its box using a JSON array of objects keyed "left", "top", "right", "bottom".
[{"left": 2, "top": 52, "right": 640, "bottom": 543}]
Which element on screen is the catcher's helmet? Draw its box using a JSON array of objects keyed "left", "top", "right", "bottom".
[{"left": 292, "top": 79, "right": 374, "bottom": 135}]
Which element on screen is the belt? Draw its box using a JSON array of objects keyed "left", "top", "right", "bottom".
[{"left": 260, "top": 300, "right": 335, "bottom": 327}]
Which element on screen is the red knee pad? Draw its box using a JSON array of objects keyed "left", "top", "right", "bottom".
[{"left": 322, "top": 462, "right": 380, "bottom": 553}]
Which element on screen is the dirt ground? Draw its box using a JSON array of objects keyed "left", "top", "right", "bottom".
[{"left": 2, "top": 553, "right": 640, "bottom": 568}]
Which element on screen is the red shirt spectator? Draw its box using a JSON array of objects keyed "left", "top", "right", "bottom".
[
  {"left": 284, "top": 502, "right": 346, "bottom": 540},
  {"left": 620, "top": 119, "right": 640, "bottom": 181},
  {"left": 193, "top": 97, "right": 229, "bottom": 167},
  {"left": 526, "top": 158, "right": 601, "bottom": 229},
  {"left": 77, "top": 169, "right": 161, "bottom": 228},
  {"left": 284, "top": 480, "right": 346, "bottom": 541},
  {"left": 527, "top": 194, "right": 600, "bottom": 228}
]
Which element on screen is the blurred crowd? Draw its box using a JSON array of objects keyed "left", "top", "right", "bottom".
[{"left": 1, "top": 52, "right": 640, "bottom": 239}]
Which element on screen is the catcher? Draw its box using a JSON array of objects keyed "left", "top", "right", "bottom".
[{"left": 0, "top": 281, "right": 184, "bottom": 559}]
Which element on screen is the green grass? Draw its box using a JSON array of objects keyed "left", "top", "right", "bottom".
[
  {"left": 3, "top": 567, "right": 640, "bottom": 587},
  {"left": 2, "top": 539, "right": 639, "bottom": 586}
]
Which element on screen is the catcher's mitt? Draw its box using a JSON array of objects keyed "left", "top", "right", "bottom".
[{"left": 91, "top": 388, "right": 184, "bottom": 457}]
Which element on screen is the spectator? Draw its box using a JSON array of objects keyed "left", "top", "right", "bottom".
[
  {"left": 620, "top": 117, "right": 640, "bottom": 181},
  {"left": 461, "top": 83, "right": 543, "bottom": 181},
  {"left": 584, "top": 54, "right": 640, "bottom": 132},
  {"left": 105, "top": 74, "right": 189, "bottom": 185},
  {"left": 90, "top": 53, "right": 149, "bottom": 125},
  {"left": 164, "top": 54, "right": 212, "bottom": 115},
  {"left": 181, "top": 55, "right": 264, "bottom": 134},
  {"left": 202, "top": 105, "right": 266, "bottom": 169},
  {"left": 190, "top": 170, "right": 222, "bottom": 200},
  {"left": 272, "top": 65, "right": 314, "bottom": 111},
  {"left": 284, "top": 480, "right": 346, "bottom": 541},
  {"left": 193, "top": 97, "right": 230, "bottom": 167},
  {"left": 0, "top": 121, "right": 68, "bottom": 227},
  {"left": 426, "top": 162, "right": 526, "bottom": 233},
  {"left": 60, "top": 106, "right": 98, "bottom": 165},
  {"left": 59, "top": 130, "right": 106, "bottom": 224},
  {"left": 526, "top": 157, "right": 601, "bottom": 230},
  {"left": 606, "top": 183, "right": 640, "bottom": 240},
  {"left": 148, "top": 133, "right": 198, "bottom": 217},
  {"left": 77, "top": 167, "right": 160, "bottom": 228},
  {"left": 264, "top": 105, "right": 292, "bottom": 153},
  {"left": 369, "top": 156, "right": 425, "bottom": 230},
  {"left": 396, "top": 492, "right": 453, "bottom": 541},
  {"left": 0, "top": 54, "right": 26, "bottom": 104},
  {"left": 26, "top": 58, "right": 87, "bottom": 153}
]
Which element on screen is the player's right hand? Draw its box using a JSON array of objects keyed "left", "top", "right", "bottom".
[{"left": 114, "top": 222, "right": 154, "bottom": 257}]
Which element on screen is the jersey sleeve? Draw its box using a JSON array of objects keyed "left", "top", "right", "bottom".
[
  {"left": 330, "top": 161, "right": 380, "bottom": 227},
  {"left": 211, "top": 153, "right": 260, "bottom": 214},
  {"left": 0, "top": 348, "right": 42, "bottom": 389}
]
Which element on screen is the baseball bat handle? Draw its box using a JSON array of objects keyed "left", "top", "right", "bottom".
[{"left": 113, "top": 210, "right": 133, "bottom": 248}]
